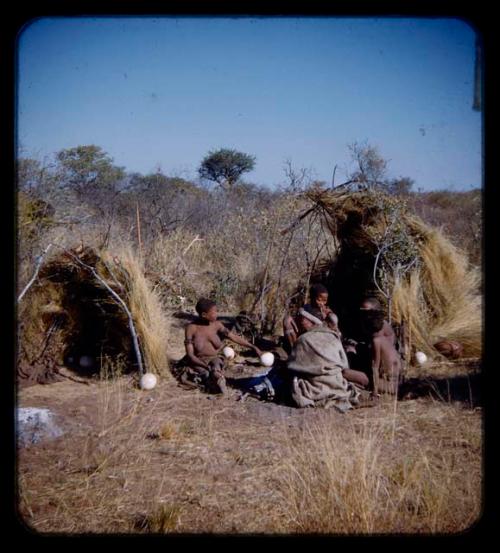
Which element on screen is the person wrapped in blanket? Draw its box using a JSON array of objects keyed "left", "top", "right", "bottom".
[
  {"left": 172, "top": 298, "right": 263, "bottom": 394},
  {"left": 286, "top": 304, "right": 370, "bottom": 412}
]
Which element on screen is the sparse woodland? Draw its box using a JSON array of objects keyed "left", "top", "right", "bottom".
[{"left": 16, "top": 144, "right": 483, "bottom": 534}]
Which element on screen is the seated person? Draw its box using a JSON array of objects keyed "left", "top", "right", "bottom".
[
  {"left": 359, "top": 309, "right": 402, "bottom": 395},
  {"left": 283, "top": 283, "right": 340, "bottom": 354},
  {"left": 286, "top": 305, "right": 367, "bottom": 412},
  {"left": 343, "top": 296, "right": 396, "bottom": 365},
  {"left": 174, "top": 298, "right": 263, "bottom": 394}
]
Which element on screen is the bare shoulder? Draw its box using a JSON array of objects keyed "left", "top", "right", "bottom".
[
  {"left": 185, "top": 323, "right": 197, "bottom": 336},
  {"left": 216, "top": 321, "right": 230, "bottom": 334}
]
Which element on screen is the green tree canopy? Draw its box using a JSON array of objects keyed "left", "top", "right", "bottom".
[
  {"left": 56, "top": 145, "right": 125, "bottom": 197},
  {"left": 198, "top": 148, "right": 256, "bottom": 189}
]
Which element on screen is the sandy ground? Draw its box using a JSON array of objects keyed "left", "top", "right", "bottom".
[{"left": 16, "top": 314, "right": 482, "bottom": 534}]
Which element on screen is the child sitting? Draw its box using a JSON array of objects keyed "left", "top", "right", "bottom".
[
  {"left": 176, "top": 298, "right": 263, "bottom": 394},
  {"left": 283, "top": 283, "right": 340, "bottom": 354}
]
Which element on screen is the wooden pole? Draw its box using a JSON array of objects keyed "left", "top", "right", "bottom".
[{"left": 136, "top": 202, "right": 143, "bottom": 258}]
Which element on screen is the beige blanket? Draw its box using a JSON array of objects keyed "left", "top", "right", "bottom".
[{"left": 287, "top": 326, "right": 360, "bottom": 412}]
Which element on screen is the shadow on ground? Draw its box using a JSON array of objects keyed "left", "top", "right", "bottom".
[{"left": 400, "top": 372, "right": 481, "bottom": 407}]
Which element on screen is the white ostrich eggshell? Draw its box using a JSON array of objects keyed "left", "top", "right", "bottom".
[
  {"left": 223, "top": 346, "right": 235, "bottom": 359},
  {"left": 140, "top": 373, "right": 157, "bottom": 390},
  {"left": 415, "top": 351, "right": 428, "bottom": 365},
  {"left": 260, "top": 352, "right": 275, "bottom": 367},
  {"left": 79, "top": 355, "right": 94, "bottom": 369}
]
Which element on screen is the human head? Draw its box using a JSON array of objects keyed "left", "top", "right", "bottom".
[
  {"left": 310, "top": 283, "right": 329, "bottom": 308},
  {"left": 195, "top": 298, "right": 218, "bottom": 322},
  {"left": 360, "top": 296, "right": 382, "bottom": 311},
  {"left": 297, "top": 304, "right": 323, "bottom": 333},
  {"left": 359, "top": 309, "right": 385, "bottom": 338}
]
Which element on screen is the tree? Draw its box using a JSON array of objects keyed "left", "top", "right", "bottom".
[
  {"left": 347, "top": 141, "right": 388, "bottom": 189},
  {"left": 384, "top": 176, "right": 414, "bottom": 196},
  {"left": 56, "top": 145, "right": 125, "bottom": 198},
  {"left": 198, "top": 148, "right": 256, "bottom": 189}
]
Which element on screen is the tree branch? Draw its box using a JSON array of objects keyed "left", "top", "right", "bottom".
[{"left": 17, "top": 244, "right": 53, "bottom": 303}]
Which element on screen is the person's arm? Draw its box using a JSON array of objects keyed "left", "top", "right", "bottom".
[
  {"left": 225, "top": 327, "right": 263, "bottom": 357},
  {"left": 283, "top": 313, "right": 298, "bottom": 350},
  {"left": 184, "top": 326, "right": 210, "bottom": 370},
  {"left": 283, "top": 313, "right": 298, "bottom": 334}
]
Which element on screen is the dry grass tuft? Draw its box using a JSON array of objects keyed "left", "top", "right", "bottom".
[
  {"left": 137, "top": 504, "right": 183, "bottom": 533},
  {"left": 275, "top": 403, "right": 482, "bottom": 534}
]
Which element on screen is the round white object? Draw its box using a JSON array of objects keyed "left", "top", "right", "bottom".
[
  {"left": 223, "top": 346, "right": 235, "bottom": 359},
  {"left": 260, "top": 352, "right": 275, "bottom": 367},
  {"left": 79, "top": 355, "right": 94, "bottom": 369},
  {"left": 140, "top": 373, "right": 158, "bottom": 390},
  {"left": 415, "top": 351, "right": 428, "bottom": 365}
]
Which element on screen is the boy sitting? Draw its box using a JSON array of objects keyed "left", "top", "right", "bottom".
[{"left": 177, "top": 298, "right": 263, "bottom": 394}]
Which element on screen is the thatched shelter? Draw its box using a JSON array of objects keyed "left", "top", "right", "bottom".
[
  {"left": 17, "top": 245, "right": 170, "bottom": 387},
  {"left": 298, "top": 187, "right": 482, "bottom": 359}
]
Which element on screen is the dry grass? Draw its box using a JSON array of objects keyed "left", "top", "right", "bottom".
[
  {"left": 392, "top": 217, "right": 482, "bottom": 357},
  {"left": 274, "top": 400, "right": 482, "bottom": 534},
  {"left": 105, "top": 245, "right": 171, "bottom": 377},
  {"left": 17, "top": 367, "right": 482, "bottom": 535}
]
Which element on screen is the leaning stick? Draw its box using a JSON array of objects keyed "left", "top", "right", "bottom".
[
  {"left": 279, "top": 206, "right": 317, "bottom": 235},
  {"left": 17, "top": 243, "right": 53, "bottom": 303}
]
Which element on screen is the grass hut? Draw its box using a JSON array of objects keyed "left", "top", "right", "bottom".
[
  {"left": 17, "top": 244, "right": 170, "bottom": 387},
  {"left": 256, "top": 187, "right": 482, "bottom": 357},
  {"left": 297, "top": 186, "right": 482, "bottom": 359}
]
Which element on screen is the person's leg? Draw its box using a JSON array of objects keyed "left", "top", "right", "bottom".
[
  {"left": 208, "top": 358, "right": 227, "bottom": 394},
  {"left": 377, "top": 366, "right": 400, "bottom": 395},
  {"left": 343, "top": 367, "right": 369, "bottom": 388}
]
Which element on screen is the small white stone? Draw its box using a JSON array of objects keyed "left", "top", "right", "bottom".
[
  {"left": 140, "top": 373, "right": 157, "bottom": 390},
  {"left": 223, "top": 346, "right": 235, "bottom": 359},
  {"left": 415, "top": 351, "right": 428, "bottom": 365},
  {"left": 260, "top": 352, "right": 275, "bottom": 367}
]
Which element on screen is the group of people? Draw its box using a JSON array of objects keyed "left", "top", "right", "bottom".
[{"left": 172, "top": 284, "right": 402, "bottom": 411}]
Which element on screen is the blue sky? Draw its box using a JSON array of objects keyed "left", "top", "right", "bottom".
[{"left": 17, "top": 16, "right": 482, "bottom": 190}]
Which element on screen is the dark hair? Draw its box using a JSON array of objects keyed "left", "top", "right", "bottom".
[
  {"left": 361, "top": 296, "right": 382, "bottom": 310},
  {"left": 195, "top": 297, "right": 216, "bottom": 316},
  {"left": 310, "top": 283, "right": 328, "bottom": 300},
  {"left": 359, "top": 309, "right": 385, "bottom": 336}
]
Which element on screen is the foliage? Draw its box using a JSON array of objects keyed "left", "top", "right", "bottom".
[
  {"left": 198, "top": 148, "right": 256, "bottom": 189},
  {"left": 383, "top": 176, "right": 414, "bottom": 196},
  {"left": 56, "top": 145, "right": 125, "bottom": 199},
  {"left": 347, "top": 141, "right": 388, "bottom": 189},
  {"left": 363, "top": 189, "right": 422, "bottom": 312}
]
